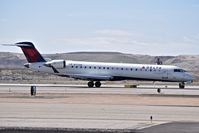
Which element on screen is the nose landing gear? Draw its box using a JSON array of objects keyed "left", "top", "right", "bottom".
[
  {"left": 179, "top": 82, "right": 185, "bottom": 89},
  {"left": 88, "top": 81, "right": 101, "bottom": 88}
]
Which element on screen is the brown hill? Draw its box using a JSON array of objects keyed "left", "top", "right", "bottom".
[{"left": 0, "top": 52, "right": 198, "bottom": 71}]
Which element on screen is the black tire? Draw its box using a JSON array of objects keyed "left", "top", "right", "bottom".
[
  {"left": 179, "top": 82, "right": 185, "bottom": 89},
  {"left": 88, "top": 81, "right": 94, "bottom": 88},
  {"left": 95, "top": 81, "right": 101, "bottom": 88}
]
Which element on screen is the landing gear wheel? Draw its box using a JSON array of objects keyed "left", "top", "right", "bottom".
[
  {"left": 95, "top": 81, "right": 101, "bottom": 88},
  {"left": 88, "top": 81, "right": 94, "bottom": 88},
  {"left": 179, "top": 82, "right": 185, "bottom": 89}
]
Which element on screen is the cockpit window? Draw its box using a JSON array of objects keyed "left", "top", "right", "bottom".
[{"left": 174, "top": 69, "right": 186, "bottom": 72}]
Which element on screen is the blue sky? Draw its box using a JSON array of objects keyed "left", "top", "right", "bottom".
[{"left": 0, "top": 0, "right": 199, "bottom": 55}]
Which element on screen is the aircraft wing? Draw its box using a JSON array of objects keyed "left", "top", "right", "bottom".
[{"left": 68, "top": 74, "right": 113, "bottom": 80}]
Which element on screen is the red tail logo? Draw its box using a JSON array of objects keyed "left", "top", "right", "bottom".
[{"left": 16, "top": 42, "right": 46, "bottom": 63}]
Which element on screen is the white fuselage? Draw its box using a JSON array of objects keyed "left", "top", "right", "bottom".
[{"left": 27, "top": 60, "right": 194, "bottom": 82}]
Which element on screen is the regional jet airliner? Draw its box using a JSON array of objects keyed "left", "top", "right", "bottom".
[{"left": 6, "top": 42, "right": 194, "bottom": 88}]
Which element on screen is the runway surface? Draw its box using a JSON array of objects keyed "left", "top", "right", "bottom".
[
  {"left": 0, "top": 84, "right": 199, "bottom": 132},
  {"left": 1, "top": 83, "right": 199, "bottom": 96}
]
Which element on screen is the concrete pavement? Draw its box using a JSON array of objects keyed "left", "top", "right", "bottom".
[{"left": 0, "top": 84, "right": 199, "bottom": 132}]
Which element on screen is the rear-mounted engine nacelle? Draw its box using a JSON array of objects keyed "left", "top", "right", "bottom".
[{"left": 44, "top": 60, "right": 66, "bottom": 69}]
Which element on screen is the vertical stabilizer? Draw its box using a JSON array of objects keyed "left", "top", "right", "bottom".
[{"left": 16, "top": 42, "right": 46, "bottom": 63}]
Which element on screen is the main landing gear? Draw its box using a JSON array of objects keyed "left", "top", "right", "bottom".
[
  {"left": 88, "top": 81, "right": 101, "bottom": 88},
  {"left": 179, "top": 82, "right": 185, "bottom": 89}
]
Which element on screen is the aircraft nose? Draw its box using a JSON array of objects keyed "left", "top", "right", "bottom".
[
  {"left": 190, "top": 75, "right": 196, "bottom": 81},
  {"left": 185, "top": 74, "right": 195, "bottom": 82}
]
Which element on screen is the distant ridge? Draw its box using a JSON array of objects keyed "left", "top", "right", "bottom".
[
  {"left": 0, "top": 52, "right": 199, "bottom": 72},
  {"left": 66, "top": 51, "right": 122, "bottom": 54}
]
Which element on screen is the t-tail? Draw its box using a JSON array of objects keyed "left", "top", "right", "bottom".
[{"left": 16, "top": 42, "right": 46, "bottom": 63}]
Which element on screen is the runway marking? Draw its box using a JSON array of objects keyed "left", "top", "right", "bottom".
[{"left": 134, "top": 122, "right": 164, "bottom": 130}]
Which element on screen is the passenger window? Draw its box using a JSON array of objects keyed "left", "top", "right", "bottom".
[
  {"left": 174, "top": 69, "right": 180, "bottom": 72},
  {"left": 89, "top": 66, "right": 92, "bottom": 69},
  {"left": 174, "top": 69, "right": 185, "bottom": 72}
]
